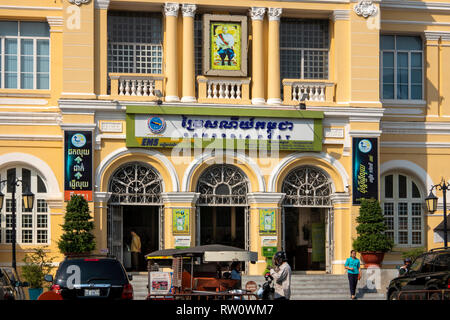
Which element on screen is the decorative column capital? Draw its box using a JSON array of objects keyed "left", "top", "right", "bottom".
[
  {"left": 249, "top": 7, "right": 266, "bottom": 21},
  {"left": 181, "top": 4, "right": 197, "bottom": 18},
  {"left": 94, "top": 0, "right": 110, "bottom": 9},
  {"left": 164, "top": 2, "right": 180, "bottom": 17},
  {"left": 354, "top": 0, "right": 378, "bottom": 18},
  {"left": 68, "top": 0, "right": 91, "bottom": 5},
  {"left": 331, "top": 10, "right": 350, "bottom": 21},
  {"left": 268, "top": 8, "right": 282, "bottom": 21}
]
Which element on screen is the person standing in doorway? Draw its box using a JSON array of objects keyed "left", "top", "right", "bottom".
[
  {"left": 345, "top": 250, "right": 361, "bottom": 300},
  {"left": 270, "top": 251, "right": 292, "bottom": 300},
  {"left": 130, "top": 230, "right": 141, "bottom": 271}
]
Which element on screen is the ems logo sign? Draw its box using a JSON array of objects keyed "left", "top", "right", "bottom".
[{"left": 147, "top": 116, "right": 166, "bottom": 134}]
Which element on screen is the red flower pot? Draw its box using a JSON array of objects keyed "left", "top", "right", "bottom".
[{"left": 360, "top": 252, "right": 385, "bottom": 268}]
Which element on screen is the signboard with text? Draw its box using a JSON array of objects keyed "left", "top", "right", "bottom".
[
  {"left": 352, "top": 137, "right": 378, "bottom": 205},
  {"left": 64, "top": 131, "right": 93, "bottom": 201},
  {"left": 126, "top": 106, "right": 323, "bottom": 152}
]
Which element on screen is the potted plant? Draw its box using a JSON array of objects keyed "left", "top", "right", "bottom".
[
  {"left": 353, "top": 198, "right": 394, "bottom": 267},
  {"left": 58, "top": 195, "right": 96, "bottom": 256},
  {"left": 21, "top": 248, "right": 54, "bottom": 300}
]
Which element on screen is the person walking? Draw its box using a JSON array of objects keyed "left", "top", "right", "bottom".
[
  {"left": 130, "top": 230, "right": 141, "bottom": 271},
  {"left": 345, "top": 250, "right": 361, "bottom": 300},
  {"left": 269, "top": 251, "right": 292, "bottom": 300}
]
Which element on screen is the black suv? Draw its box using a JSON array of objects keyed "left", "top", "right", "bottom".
[
  {"left": 45, "top": 256, "right": 133, "bottom": 300},
  {"left": 0, "top": 267, "right": 27, "bottom": 300},
  {"left": 387, "top": 248, "right": 450, "bottom": 300}
]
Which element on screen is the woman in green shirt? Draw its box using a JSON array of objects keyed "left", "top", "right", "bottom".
[{"left": 344, "top": 250, "right": 361, "bottom": 300}]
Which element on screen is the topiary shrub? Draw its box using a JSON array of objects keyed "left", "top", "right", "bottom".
[
  {"left": 57, "top": 195, "right": 96, "bottom": 255},
  {"left": 353, "top": 198, "right": 394, "bottom": 253}
]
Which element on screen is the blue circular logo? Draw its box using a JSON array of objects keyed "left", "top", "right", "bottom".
[
  {"left": 148, "top": 116, "right": 166, "bottom": 134},
  {"left": 71, "top": 133, "right": 86, "bottom": 148},
  {"left": 358, "top": 139, "right": 372, "bottom": 153}
]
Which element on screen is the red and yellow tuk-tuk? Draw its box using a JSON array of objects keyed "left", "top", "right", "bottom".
[{"left": 145, "top": 244, "right": 259, "bottom": 300}]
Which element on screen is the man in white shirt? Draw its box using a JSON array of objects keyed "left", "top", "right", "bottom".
[
  {"left": 269, "top": 251, "right": 292, "bottom": 300},
  {"left": 215, "top": 26, "right": 235, "bottom": 66}
]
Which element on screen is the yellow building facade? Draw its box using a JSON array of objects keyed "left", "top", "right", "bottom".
[{"left": 0, "top": 0, "right": 449, "bottom": 276}]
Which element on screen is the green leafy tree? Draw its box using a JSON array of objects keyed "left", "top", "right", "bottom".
[
  {"left": 58, "top": 195, "right": 96, "bottom": 255},
  {"left": 353, "top": 198, "right": 394, "bottom": 252},
  {"left": 22, "top": 248, "right": 54, "bottom": 289}
]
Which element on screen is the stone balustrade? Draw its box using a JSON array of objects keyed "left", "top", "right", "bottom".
[
  {"left": 283, "top": 79, "right": 335, "bottom": 105},
  {"left": 197, "top": 76, "right": 251, "bottom": 104},
  {"left": 109, "top": 73, "right": 165, "bottom": 101}
]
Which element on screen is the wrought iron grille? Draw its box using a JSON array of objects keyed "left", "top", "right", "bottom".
[
  {"left": 282, "top": 166, "right": 332, "bottom": 207},
  {"left": 108, "top": 162, "right": 162, "bottom": 205},
  {"left": 197, "top": 164, "right": 248, "bottom": 206}
]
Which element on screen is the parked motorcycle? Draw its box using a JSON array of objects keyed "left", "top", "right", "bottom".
[{"left": 256, "top": 272, "right": 274, "bottom": 300}]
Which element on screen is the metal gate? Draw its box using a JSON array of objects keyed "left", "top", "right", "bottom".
[
  {"left": 107, "top": 205, "right": 123, "bottom": 262},
  {"left": 326, "top": 208, "right": 334, "bottom": 273}
]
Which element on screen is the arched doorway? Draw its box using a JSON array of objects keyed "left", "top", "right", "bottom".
[
  {"left": 196, "top": 164, "right": 249, "bottom": 249},
  {"left": 281, "top": 166, "right": 332, "bottom": 272},
  {"left": 107, "top": 162, "right": 163, "bottom": 271}
]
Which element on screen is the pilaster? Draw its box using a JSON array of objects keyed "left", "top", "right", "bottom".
[
  {"left": 267, "top": 8, "right": 282, "bottom": 105},
  {"left": 250, "top": 7, "right": 266, "bottom": 105},
  {"left": 181, "top": 4, "right": 197, "bottom": 103},
  {"left": 164, "top": 3, "right": 180, "bottom": 102}
]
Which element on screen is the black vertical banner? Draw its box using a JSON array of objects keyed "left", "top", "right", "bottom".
[
  {"left": 352, "top": 137, "right": 378, "bottom": 205},
  {"left": 64, "top": 131, "right": 93, "bottom": 201}
]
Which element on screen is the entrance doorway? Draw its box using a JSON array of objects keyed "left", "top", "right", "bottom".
[
  {"left": 284, "top": 207, "right": 326, "bottom": 271},
  {"left": 107, "top": 162, "right": 163, "bottom": 271},
  {"left": 196, "top": 164, "right": 250, "bottom": 252},
  {"left": 122, "top": 206, "right": 159, "bottom": 271},
  {"left": 199, "top": 206, "right": 245, "bottom": 248},
  {"left": 281, "top": 166, "right": 333, "bottom": 272}
]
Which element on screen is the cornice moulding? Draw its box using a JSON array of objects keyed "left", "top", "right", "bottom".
[{"left": 331, "top": 10, "right": 350, "bottom": 21}]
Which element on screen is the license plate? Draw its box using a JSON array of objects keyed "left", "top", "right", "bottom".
[{"left": 84, "top": 289, "right": 100, "bottom": 297}]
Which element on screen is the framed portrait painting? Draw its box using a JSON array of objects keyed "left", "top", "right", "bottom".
[{"left": 203, "top": 14, "right": 248, "bottom": 77}]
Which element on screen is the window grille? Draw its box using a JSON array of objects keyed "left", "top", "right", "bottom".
[
  {"left": 282, "top": 166, "right": 332, "bottom": 207},
  {"left": 108, "top": 162, "right": 162, "bottom": 205},
  {"left": 280, "top": 19, "right": 329, "bottom": 80},
  {"left": 107, "top": 12, "right": 163, "bottom": 76},
  {"left": 197, "top": 165, "right": 249, "bottom": 206}
]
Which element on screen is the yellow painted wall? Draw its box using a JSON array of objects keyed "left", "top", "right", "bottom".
[{"left": 1, "top": 0, "right": 450, "bottom": 276}]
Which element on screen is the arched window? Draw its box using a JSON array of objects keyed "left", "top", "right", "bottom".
[
  {"left": 108, "top": 162, "right": 162, "bottom": 205},
  {"left": 196, "top": 164, "right": 249, "bottom": 206},
  {"left": 0, "top": 167, "right": 48, "bottom": 244},
  {"left": 282, "top": 166, "right": 332, "bottom": 207},
  {"left": 381, "top": 173, "right": 424, "bottom": 246}
]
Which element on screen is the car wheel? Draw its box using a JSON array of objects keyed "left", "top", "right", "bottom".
[
  {"left": 389, "top": 290, "right": 399, "bottom": 300},
  {"left": 429, "top": 292, "right": 441, "bottom": 300}
]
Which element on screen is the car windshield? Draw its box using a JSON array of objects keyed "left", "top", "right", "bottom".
[
  {"left": 409, "top": 255, "right": 424, "bottom": 272},
  {"left": 56, "top": 259, "right": 127, "bottom": 285}
]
